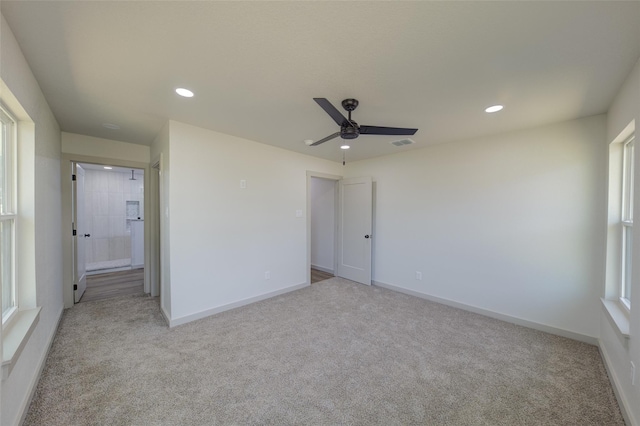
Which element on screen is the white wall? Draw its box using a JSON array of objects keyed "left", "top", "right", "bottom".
[
  {"left": 310, "top": 177, "right": 336, "bottom": 272},
  {"left": 602, "top": 56, "right": 640, "bottom": 425},
  {"left": 62, "top": 132, "right": 150, "bottom": 163},
  {"left": 162, "top": 121, "right": 342, "bottom": 323},
  {"left": 345, "top": 115, "right": 607, "bottom": 340},
  {"left": 1, "top": 14, "right": 63, "bottom": 426}
]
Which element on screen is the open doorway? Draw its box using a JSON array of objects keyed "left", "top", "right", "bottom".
[
  {"left": 75, "top": 163, "right": 145, "bottom": 302},
  {"left": 307, "top": 172, "right": 374, "bottom": 286},
  {"left": 310, "top": 176, "right": 337, "bottom": 283}
]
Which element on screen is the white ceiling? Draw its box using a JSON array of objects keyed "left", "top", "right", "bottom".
[{"left": 2, "top": 1, "right": 640, "bottom": 163}]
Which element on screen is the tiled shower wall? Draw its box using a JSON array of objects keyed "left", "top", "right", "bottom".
[{"left": 84, "top": 168, "right": 144, "bottom": 267}]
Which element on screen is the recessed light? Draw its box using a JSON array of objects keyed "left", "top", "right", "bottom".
[
  {"left": 304, "top": 139, "right": 314, "bottom": 146},
  {"left": 102, "top": 123, "right": 120, "bottom": 130},
  {"left": 485, "top": 105, "right": 504, "bottom": 113},
  {"left": 340, "top": 145, "right": 350, "bottom": 150},
  {"left": 176, "top": 88, "right": 194, "bottom": 98},
  {"left": 103, "top": 166, "right": 113, "bottom": 170}
]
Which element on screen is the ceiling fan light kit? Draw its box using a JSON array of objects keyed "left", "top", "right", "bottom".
[{"left": 310, "top": 98, "right": 418, "bottom": 147}]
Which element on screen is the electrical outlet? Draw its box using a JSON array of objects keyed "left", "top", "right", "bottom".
[
  {"left": 632, "top": 361, "right": 637, "bottom": 386},
  {"left": 415, "top": 271, "right": 422, "bottom": 280},
  {"left": 240, "top": 179, "right": 247, "bottom": 189},
  {"left": 264, "top": 271, "right": 270, "bottom": 280}
]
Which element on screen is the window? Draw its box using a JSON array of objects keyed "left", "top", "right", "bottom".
[
  {"left": 1, "top": 84, "right": 41, "bottom": 379},
  {"left": 1, "top": 105, "right": 17, "bottom": 324},
  {"left": 620, "top": 135, "right": 634, "bottom": 310},
  {"left": 603, "top": 123, "right": 635, "bottom": 337}
]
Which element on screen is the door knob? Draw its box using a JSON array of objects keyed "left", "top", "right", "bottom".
[
  {"left": 84, "top": 234, "right": 91, "bottom": 238},
  {"left": 364, "top": 235, "right": 370, "bottom": 239}
]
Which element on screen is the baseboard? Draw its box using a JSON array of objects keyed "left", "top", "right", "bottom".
[
  {"left": 86, "top": 266, "right": 131, "bottom": 276},
  {"left": 160, "top": 305, "right": 171, "bottom": 327},
  {"left": 373, "top": 280, "right": 598, "bottom": 345},
  {"left": 311, "top": 265, "right": 334, "bottom": 274},
  {"left": 168, "top": 282, "right": 309, "bottom": 328},
  {"left": 598, "top": 341, "right": 637, "bottom": 426},
  {"left": 16, "top": 306, "right": 63, "bottom": 426}
]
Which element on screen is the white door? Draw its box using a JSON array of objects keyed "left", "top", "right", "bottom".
[
  {"left": 73, "top": 163, "right": 87, "bottom": 303},
  {"left": 337, "top": 176, "right": 372, "bottom": 285}
]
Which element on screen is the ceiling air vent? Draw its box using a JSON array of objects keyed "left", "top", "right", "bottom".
[{"left": 390, "top": 138, "right": 415, "bottom": 147}]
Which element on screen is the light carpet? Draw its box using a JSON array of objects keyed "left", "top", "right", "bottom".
[{"left": 24, "top": 278, "right": 623, "bottom": 425}]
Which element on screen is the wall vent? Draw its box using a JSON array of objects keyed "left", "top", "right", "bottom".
[{"left": 390, "top": 138, "right": 415, "bottom": 147}]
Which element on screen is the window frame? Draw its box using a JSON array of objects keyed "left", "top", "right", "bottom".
[
  {"left": 0, "top": 104, "right": 18, "bottom": 326},
  {"left": 620, "top": 135, "right": 634, "bottom": 311}
]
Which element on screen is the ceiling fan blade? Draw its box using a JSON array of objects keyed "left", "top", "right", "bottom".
[
  {"left": 314, "top": 98, "right": 349, "bottom": 127},
  {"left": 360, "top": 125, "right": 418, "bottom": 136},
  {"left": 310, "top": 132, "right": 340, "bottom": 146}
]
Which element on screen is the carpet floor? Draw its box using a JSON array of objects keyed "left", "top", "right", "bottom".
[{"left": 24, "top": 278, "right": 623, "bottom": 425}]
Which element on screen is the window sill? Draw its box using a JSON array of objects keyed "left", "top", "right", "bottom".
[
  {"left": 601, "top": 298, "right": 630, "bottom": 339},
  {"left": 2, "top": 307, "right": 41, "bottom": 380}
]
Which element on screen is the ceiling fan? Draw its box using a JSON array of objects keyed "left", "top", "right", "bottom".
[{"left": 310, "top": 98, "right": 418, "bottom": 146}]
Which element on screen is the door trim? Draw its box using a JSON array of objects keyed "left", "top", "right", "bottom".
[
  {"left": 72, "top": 163, "right": 87, "bottom": 302},
  {"left": 61, "top": 153, "right": 154, "bottom": 309},
  {"left": 150, "top": 156, "right": 161, "bottom": 298}
]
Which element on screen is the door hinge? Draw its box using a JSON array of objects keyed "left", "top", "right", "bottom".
[
  {"left": 72, "top": 229, "right": 77, "bottom": 236},
  {"left": 72, "top": 174, "right": 76, "bottom": 181},
  {"left": 73, "top": 284, "right": 78, "bottom": 290}
]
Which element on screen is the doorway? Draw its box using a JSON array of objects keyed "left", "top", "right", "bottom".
[
  {"left": 75, "top": 163, "right": 145, "bottom": 302},
  {"left": 310, "top": 176, "right": 337, "bottom": 283},
  {"left": 306, "top": 172, "right": 374, "bottom": 286},
  {"left": 62, "top": 154, "right": 154, "bottom": 309}
]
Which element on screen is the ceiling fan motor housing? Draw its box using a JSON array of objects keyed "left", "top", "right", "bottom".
[{"left": 341, "top": 122, "right": 360, "bottom": 139}]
